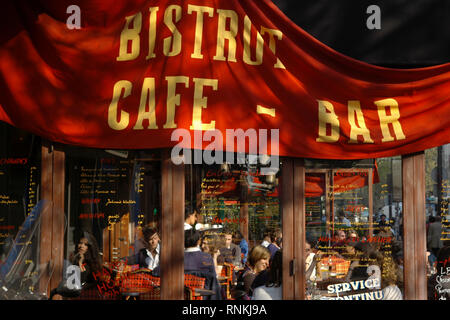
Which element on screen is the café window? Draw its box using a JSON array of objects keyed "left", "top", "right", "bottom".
[
  {"left": 425, "top": 143, "right": 450, "bottom": 300},
  {"left": 63, "top": 147, "right": 162, "bottom": 300},
  {"left": 0, "top": 122, "right": 42, "bottom": 298},
  {"left": 185, "top": 152, "right": 282, "bottom": 300},
  {"left": 304, "top": 158, "right": 404, "bottom": 300}
]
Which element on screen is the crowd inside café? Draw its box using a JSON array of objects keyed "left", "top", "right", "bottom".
[{"left": 48, "top": 201, "right": 450, "bottom": 301}]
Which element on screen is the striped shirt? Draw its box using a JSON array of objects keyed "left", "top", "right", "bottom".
[{"left": 382, "top": 285, "right": 403, "bottom": 300}]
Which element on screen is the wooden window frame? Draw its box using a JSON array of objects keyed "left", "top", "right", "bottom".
[
  {"left": 39, "top": 141, "right": 65, "bottom": 298},
  {"left": 402, "top": 152, "right": 427, "bottom": 300},
  {"left": 37, "top": 148, "right": 429, "bottom": 300}
]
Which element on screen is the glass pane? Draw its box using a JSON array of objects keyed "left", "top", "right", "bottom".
[
  {"left": 63, "top": 148, "right": 161, "bottom": 300},
  {"left": 0, "top": 122, "right": 43, "bottom": 299},
  {"left": 185, "top": 152, "right": 281, "bottom": 300},
  {"left": 305, "top": 158, "right": 404, "bottom": 300},
  {"left": 426, "top": 144, "right": 450, "bottom": 300},
  {"left": 332, "top": 170, "right": 370, "bottom": 239}
]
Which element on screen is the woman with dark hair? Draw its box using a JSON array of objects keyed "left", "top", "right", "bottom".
[
  {"left": 345, "top": 242, "right": 376, "bottom": 282},
  {"left": 252, "top": 250, "right": 282, "bottom": 300},
  {"left": 427, "top": 245, "right": 450, "bottom": 300},
  {"left": 50, "top": 231, "right": 102, "bottom": 299},
  {"left": 199, "top": 233, "right": 221, "bottom": 275},
  {"left": 71, "top": 232, "right": 102, "bottom": 286},
  {"left": 305, "top": 239, "right": 317, "bottom": 281}
]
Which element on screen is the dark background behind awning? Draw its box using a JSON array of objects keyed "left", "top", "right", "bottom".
[{"left": 272, "top": 0, "right": 450, "bottom": 67}]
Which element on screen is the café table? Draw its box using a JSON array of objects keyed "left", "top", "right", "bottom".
[
  {"left": 120, "top": 287, "right": 153, "bottom": 300},
  {"left": 193, "top": 288, "right": 215, "bottom": 297}
]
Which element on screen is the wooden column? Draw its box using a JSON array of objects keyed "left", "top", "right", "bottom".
[
  {"left": 39, "top": 142, "right": 52, "bottom": 295},
  {"left": 293, "top": 158, "right": 306, "bottom": 300},
  {"left": 281, "top": 158, "right": 295, "bottom": 299},
  {"left": 281, "top": 158, "right": 306, "bottom": 299},
  {"left": 160, "top": 149, "right": 185, "bottom": 300},
  {"left": 39, "top": 141, "right": 65, "bottom": 298},
  {"left": 402, "top": 152, "right": 427, "bottom": 300}
]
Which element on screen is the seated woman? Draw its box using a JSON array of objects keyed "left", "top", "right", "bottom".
[
  {"left": 252, "top": 250, "right": 282, "bottom": 300},
  {"left": 380, "top": 256, "right": 403, "bottom": 300},
  {"left": 305, "top": 239, "right": 317, "bottom": 282},
  {"left": 427, "top": 245, "right": 450, "bottom": 300},
  {"left": 345, "top": 242, "right": 374, "bottom": 282},
  {"left": 235, "top": 245, "right": 270, "bottom": 298},
  {"left": 72, "top": 232, "right": 102, "bottom": 287},
  {"left": 201, "top": 234, "right": 224, "bottom": 276},
  {"left": 50, "top": 231, "right": 102, "bottom": 299}
]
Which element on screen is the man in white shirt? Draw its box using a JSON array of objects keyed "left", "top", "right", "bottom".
[
  {"left": 261, "top": 231, "right": 271, "bottom": 247},
  {"left": 144, "top": 229, "right": 160, "bottom": 270},
  {"left": 128, "top": 227, "right": 160, "bottom": 270}
]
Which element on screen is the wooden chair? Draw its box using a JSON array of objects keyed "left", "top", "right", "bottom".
[
  {"left": 138, "top": 286, "right": 161, "bottom": 300},
  {"left": 319, "top": 256, "right": 351, "bottom": 278},
  {"left": 184, "top": 274, "right": 206, "bottom": 300},
  {"left": 70, "top": 284, "right": 121, "bottom": 300},
  {"left": 219, "top": 263, "right": 235, "bottom": 299},
  {"left": 120, "top": 271, "right": 161, "bottom": 300},
  {"left": 69, "top": 266, "right": 120, "bottom": 300}
]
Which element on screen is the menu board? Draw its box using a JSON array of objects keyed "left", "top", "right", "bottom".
[
  {"left": 198, "top": 167, "right": 280, "bottom": 238},
  {"left": 332, "top": 172, "right": 369, "bottom": 236},
  {"left": 248, "top": 196, "right": 280, "bottom": 240},
  {"left": 74, "top": 158, "right": 144, "bottom": 230},
  {"left": 306, "top": 197, "right": 324, "bottom": 239},
  {"left": 0, "top": 157, "right": 39, "bottom": 258}
]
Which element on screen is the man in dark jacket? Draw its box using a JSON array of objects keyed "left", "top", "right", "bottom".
[
  {"left": 127, "top": 227, "right": 160, "bottom": 270},
  {"left": 184, "top": 229, "right": 221, "bottom": 300},
  {"left": 184, "top": 229, "right": 216, "bottom": 275},
  {"left": 218, "top": 229, "right": 242, "bottom": 267}
]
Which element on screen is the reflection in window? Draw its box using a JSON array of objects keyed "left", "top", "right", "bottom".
[
  {"left": 0, "top": 122, "right": 42, "bottom": 298},
  {"left": 425, "top": 144, "right": 450, "bottom": 300},
  {"left": 62, "top": 148, "right": 161, "bottom": 300},
  {"left": 305, "top": 158, "right": 404, "bottom": 300},
  {"left": 185, "top": 152, "right": 281, "bottom": 300}
]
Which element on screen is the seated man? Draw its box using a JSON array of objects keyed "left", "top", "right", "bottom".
[
  {"left": 127, "top": 226, "right": 160, "bottom": 270},
  {"left": 184, "top": 229, "right": 216, "bottom": 275},
  {"left": 218, "top": 229, "right": 242, "bottom": 267},
  {"left": 261, "top": 231, "right": 271, "bottom": 248},
  {"left": 267, "top": 229, "right": 282, "bottom": 261},
  {"left": 331, "top": 229, "right": 347, "bottom": 255},
  {"left": 184, "top": 229, "right": 222, "bottom": 300},
  {"left": 235, "top": 231, "right": 248, "bottom": 265}
]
